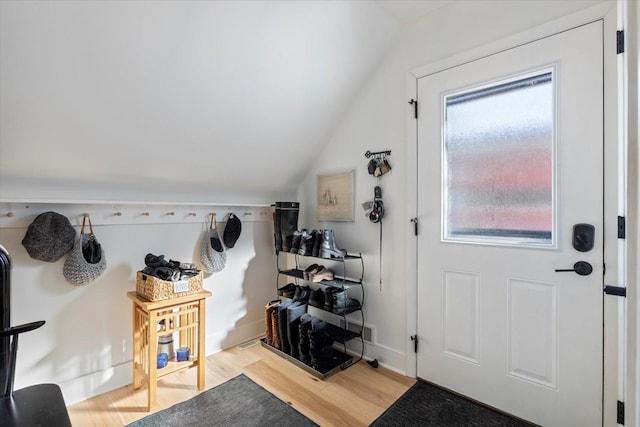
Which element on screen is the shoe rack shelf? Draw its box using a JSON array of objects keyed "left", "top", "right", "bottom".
[
  {"left": 277, "top": 268, "right": 363, "bottom": 290},
  {"left": 278, "top": 251, "right": 365, "bottom": 320},
  {"left": 261, "top": 249, "right": 365, "bottom": 379},
  {"left": 259, "top": 338, "right": 353, "bottom": 379},
  {"left": 325, "top": 322, "right": 361, "bottom": 343}
]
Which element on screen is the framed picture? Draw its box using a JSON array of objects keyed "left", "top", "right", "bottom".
[{"left": 316, "top": 170, "right": 355, "bottom": 221}]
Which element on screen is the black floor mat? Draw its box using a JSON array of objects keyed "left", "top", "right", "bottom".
[{"left": 370, "top": 380, "right": 536, "bottom": 427}]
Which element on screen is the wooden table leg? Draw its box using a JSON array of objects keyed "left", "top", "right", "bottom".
[
  {"left": 148, "top": 309, "right": 158, "bottom": 411},
  {"left": 197, "top": 298, "right": 206, "bottom": 390},
  {"left": 132, "top": 303, "right": 141, "bottom": 390},
  {"left": 179, "top": 306, "right": 187, "bottom": 354}
]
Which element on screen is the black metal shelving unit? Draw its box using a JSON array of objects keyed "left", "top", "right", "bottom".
[{"left": 260, "top": 250, "right": 365, "bottom": 379}]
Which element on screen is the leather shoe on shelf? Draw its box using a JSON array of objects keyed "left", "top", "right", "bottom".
[
  {"left": 293, "top": 285, "right": 311, "bottom": 302},
  {"left": 311, "top": 266, "right": 334, "bottom": 283},
  {"left": 278, "top": 283, "right": 296, "bottom": 299},
  {"left": 303, "top": 264, "right": 320, "bottom": 280}
]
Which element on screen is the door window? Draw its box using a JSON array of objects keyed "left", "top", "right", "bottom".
[{"left": 442, "top": 70, "right": 555, "bottom": 247}]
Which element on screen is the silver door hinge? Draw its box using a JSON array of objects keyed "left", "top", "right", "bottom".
[{"left": 617, "top": 30, "right": 624, "bottom": 54}]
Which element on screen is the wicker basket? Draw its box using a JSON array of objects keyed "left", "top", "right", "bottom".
[{"left": 136, "top": 271, "right": 203, "bottom": 301}]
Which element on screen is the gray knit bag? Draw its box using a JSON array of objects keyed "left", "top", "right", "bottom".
[
  {"left": 200, "top": 215, "right": 226, "bottom": 274},
  {"left": 63, "top": 216, "right": 106, "bottom": 286}
]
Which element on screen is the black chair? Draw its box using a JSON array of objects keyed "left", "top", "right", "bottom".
[{"left": 0, "top": 245, "right": 72, "bottom": 426}]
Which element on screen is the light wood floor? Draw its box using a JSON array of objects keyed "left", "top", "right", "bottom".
[{"left": 67, "top": 341, "right": 416, "bottom": 426}]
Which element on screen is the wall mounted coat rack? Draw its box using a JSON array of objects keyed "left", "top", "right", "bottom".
[
  {"left": 364, "top": 150, "right": 391, "bottom": 158},
  {"left": 365, "top": 150, "right": 392, "bottom": 177},
  {"left": 0, "top": 200, "right": 271, "bottom": 229}
]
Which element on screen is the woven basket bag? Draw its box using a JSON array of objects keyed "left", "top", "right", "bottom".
[
  {"left": 200, "top": 214, "right": 226, "bottom": 274},
  {"left": 63, "top": 216, "right": 106, "bottom": 286}
]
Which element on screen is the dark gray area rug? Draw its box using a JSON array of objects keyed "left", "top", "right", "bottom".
[
  {"left": 127, "top": 374, "right": 318, "bottom": 427},
  {"left": 370, "top": 380, "right": 535, "bottom": 427}
]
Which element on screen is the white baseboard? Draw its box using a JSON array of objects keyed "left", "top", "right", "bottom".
[
  {"left": 60, "top": 319, "right": 265, "bottom": 406},
  {"left": 344, "top": 340, "right": 408, "bottom": 377},
  {"left": 59, "top": 361, "right": 132, "bottom": 406},
  {"left": 60, "top": 319, "right": 407, "bottom": 405},
  {"left": 205, "top": 319, "right": 265, "bottom": 354}
]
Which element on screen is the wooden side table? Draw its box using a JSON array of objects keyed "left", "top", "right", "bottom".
[{"left": 127, "top": 290, "right": 212, "bottom": 411}]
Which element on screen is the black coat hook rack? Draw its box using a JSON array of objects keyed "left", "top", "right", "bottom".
[
  {"left": 365, "top": 150, "right": 391, "bottom": 158},
  {"left": 365, "top": 150, "right": 393, "bottom": 177}
]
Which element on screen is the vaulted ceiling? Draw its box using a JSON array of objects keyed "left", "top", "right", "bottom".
[{"left": 0, "top": 1, "right": 426, "bottom": 203}]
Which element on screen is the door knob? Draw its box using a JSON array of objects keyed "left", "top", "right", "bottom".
[{"left": 555, "top": 261, "right": 593, "bottom": 276}]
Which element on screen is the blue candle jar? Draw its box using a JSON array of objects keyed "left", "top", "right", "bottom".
[
  {"left": 176, "top": 347, "right": 190, "bottom": 362},
  {"left": 157, "top": 352, "right": 169, "bottom": 368}
]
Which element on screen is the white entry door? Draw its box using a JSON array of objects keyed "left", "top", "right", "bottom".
[{"left": 416, "top": 22, "right": 603, "bottom": 426}]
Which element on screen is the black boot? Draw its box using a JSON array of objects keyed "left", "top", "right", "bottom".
[
  {"left": 322, "top": 287, "right": 339, "bottom": 312},
  {"left": 280, "top": 202, "right": 299, "bottom": 252},
  {"left": 311, "top": 230, "right": 322, "bottom": 257},
  {"left": 332, "top": 290, "right": 360, "bottom": 315},
  {"left": 298, "top": 313, "right": 313, "bottom": 365},
  {"left": 293, "top": 285, "right": 311, "bottom": 303},
  {"left": 309, "top": 318, "right": 333, "bottom": 350},
  {"left": 308, "top": 288, "right": 324, "bottom": 309},
  {"left": 273, "top": 203, "right": 283, "bottom": 252},
  {"left": 297, "top": 229, "right": 315, "bottom": 256},
  {"left": 290, "top": 229, "right": 305, "bottom": 254},
  {"left": 309, "top": 318, "right": 335, "bottom": 371},
  {"left": 277, "top": 300, "right": 294, "bottom": 354},
  {"left": 287, "top": 302, "right": 307, "bottom": 359}
]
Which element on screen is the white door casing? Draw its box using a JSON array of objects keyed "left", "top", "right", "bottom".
[{"left": 416, "top": 21, "right": 604, "bottom": 427}]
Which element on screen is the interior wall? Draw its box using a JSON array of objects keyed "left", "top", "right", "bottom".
[
  {"left": 0, "top": 0, "right": 621, "bottom": 410},
  {"left": 297, "top": 0, "right": 611, "bottom": 373},
  {"left": 0, "top": 204, "right": 275, "bottom": 404}
]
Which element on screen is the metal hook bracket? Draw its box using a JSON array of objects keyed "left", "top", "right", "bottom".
[{"left": 365, "top": 150, "right": 391, "bottom": 159}]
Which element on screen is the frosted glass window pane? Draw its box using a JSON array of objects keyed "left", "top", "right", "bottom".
[{"left": 443, "top": 72, "right": 554, "bottom": 245}]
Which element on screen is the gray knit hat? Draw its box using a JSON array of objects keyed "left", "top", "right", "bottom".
[{"left": 22, "top": 212, "right": 76, "bottom": 262}]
